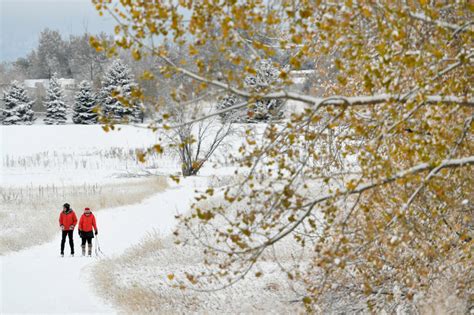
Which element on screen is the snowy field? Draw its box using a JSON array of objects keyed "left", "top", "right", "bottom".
[
  {"left": 92, "top": 194, "right": 306, "bottom": 314},
  {"left": 0, "top": 122, "right": 369, "bottom": 314},
  {"left": 1, "top": 124, "right": 176, "bottom": 186}
]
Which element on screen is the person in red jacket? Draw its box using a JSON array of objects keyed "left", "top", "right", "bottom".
[
  {"left": 59, "top": 203, "right": 77, "bottom": 257},
  {"left": 78, "top": 207, "right": 98, "bottom": 256}
]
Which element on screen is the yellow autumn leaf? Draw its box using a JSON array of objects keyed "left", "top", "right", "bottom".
[{"left": 132, "top": 48, "right": 141, "bottom": 60}]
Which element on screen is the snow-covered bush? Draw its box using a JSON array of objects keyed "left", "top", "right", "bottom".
[
  {"left": 72, "top": 80, "right": 98, "bottom": 124},
  {"left": 216, "top": 94, "right": 243, "bottom": 122},
  {"left": 99, "top": 59, "right": 143, "bottom": 123},
  {"left": 1, "top": 81, "right": 35, "bottom": 125},
  {"left": 217, "top": 60, "right": 285, "bottom": 123},
  {"left": 43, "top": 73, "right": 67, "bottom": 125}
]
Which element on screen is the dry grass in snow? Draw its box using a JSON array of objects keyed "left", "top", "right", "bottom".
[
  {"left": 92, "top": 191, "right": 306, "bottom": 314},
  {"left": 93, "top": 231, "right": 304, "bottom": 314}
]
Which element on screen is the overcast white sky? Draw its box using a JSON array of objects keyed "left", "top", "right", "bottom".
[{"left": 0, "top": 0, "right": 115, "bottom": 61}]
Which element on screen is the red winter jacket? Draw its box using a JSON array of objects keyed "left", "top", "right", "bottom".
[
  {"left": 79, "top": 213, "right": 98, "bottom": 233},
  {"left": 59, "top": 210, "right": 77, "bottom": 230}
]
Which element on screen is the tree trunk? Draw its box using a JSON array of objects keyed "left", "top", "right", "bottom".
[{"left": 181, "top": 163, "right": 200, "bottom": 177}]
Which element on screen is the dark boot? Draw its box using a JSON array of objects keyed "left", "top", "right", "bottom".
[
  {"left": 82, "top": 245, "right": 86, "bottom": 256},
  {"left": 88, "top": 243, "right": 92, "bottom": 256}
]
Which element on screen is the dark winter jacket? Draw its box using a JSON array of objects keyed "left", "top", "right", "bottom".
[{"left": 59, "top": 209, "right": 78, "bottom": 230}]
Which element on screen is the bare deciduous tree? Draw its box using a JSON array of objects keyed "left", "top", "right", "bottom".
[{"left": 165, "top": 101, "right": 233, "bottom": 177}]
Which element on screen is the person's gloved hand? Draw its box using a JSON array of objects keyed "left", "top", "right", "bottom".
[
  {"left": 95, "top": 231, "right": 98, "bottom": 236},
  {"left": 69, "top": 225, "right": 74, "bottom": 230},
  {"left": 60, "top": 225, "right": 64, "bottom": 230},
  {"left": 78, "top": 230, "right": 82, "bottom": 237}
]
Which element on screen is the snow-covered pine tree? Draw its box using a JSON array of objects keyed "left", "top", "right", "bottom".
[
  {"left": 1, "top": 81, "right": 35, "bottom": 125},
  {"left": 216, "top": 94, "right": 244, "bottom": 122},
  {"left": 99, "top": 60, "right": 143, "bottom": 123},
  {"left": 72, "top": 80, "right": 98, "bottom": 124},
  {"left": 244, "top": 59, "right": 284, "bottom": 122},
  {"left": 44, "top": 73, "right": 68, "bottom": 124},
  {"left": 217, "top": 59, "right": 285, "bottom": 123}
]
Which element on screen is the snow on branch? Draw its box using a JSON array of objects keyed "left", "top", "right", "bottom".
[
  {"left": 408, "top": 11, "right": 470, "bottom": 33},
  {"left": 257, "top": 155, "right": 474, "bottom": 250},
  {"left": 157, "top": 54, "right": 474, "bottom": 111},
  {"left": 171, "top": 94, "right": 473, "bottom": 129}
]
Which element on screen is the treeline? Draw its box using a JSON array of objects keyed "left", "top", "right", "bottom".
[
  {"left": 1, "top": 29, "right": 109, "bottom": 84},
  {"left": 0, "top": 27, "right": 315, "bottom": 89},
  {"left": 0, "top": 28, "right": 161, "bottom": 101}
]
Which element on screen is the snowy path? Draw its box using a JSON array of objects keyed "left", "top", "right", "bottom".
[{"left": 0, "top": 178, "right": 203, "bottom": 314}]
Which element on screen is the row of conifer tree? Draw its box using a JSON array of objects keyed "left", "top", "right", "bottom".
[{"left": 1, "top": 60, "right": 143, "bottom": 125}]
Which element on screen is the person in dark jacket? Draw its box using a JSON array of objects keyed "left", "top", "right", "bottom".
[
  {"left": 59, "top": 203, "right": 77, "bottom": 257},
  {"left": 78, "top": 208, "right": 98, "bottom": 256}
]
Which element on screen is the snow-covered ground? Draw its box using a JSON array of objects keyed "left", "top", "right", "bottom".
[
  {"left": 1, "top": 125, "right": 175, "bottom": 186},
  {"left": 91, "top": 193, "right": 304, "bottom": 314},
  {"left": 0, "top": 177, "right": 205, "bottom": 313},
  {"left": 1, "top": 125, "right": 158, "bottom": 158}
]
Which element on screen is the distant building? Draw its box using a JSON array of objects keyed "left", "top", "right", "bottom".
[
  {"left": 23, "top": 78, "right": 81, "bottom": 113},
  {"left": 24, "top": 78, "right": 77, "bottom": 90},
  {"left": 289, "top": 69, "right": 316, "bottom": 91}
]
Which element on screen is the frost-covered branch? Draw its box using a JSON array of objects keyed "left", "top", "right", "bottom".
[
  {"left": 157, "top": 54, "right": 474, "bottom": 109},
  {"left": 408, "top": 11, "right": 470, "bottom": 32},
  {"left": 171, "top": 94, "right": 473, "bottom": 128},
  {"left": 105, "top": 6, "right": 474, "bottom": 130},
  {"left": 256, "top": 156, "right": 474, "bottom": 250},
  {"left": 403, "top": 114, "right": 474, "bottom": 211}
]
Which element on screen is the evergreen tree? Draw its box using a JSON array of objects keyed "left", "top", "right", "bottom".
[
  {"left": 43, "top": 73, "right": 67, "bottom": 124},
  {"left": 72, "top": 80, "right": 98, "bottom": 124},
  {"left": 216, "top": 94, "right": 243, "bottom": 122},
  {"left": 99, "top": 59, "right": 142, "bottom": 123},
  {"left": 217, "top": 59, "right": 285, "bottom": 123},
  {"left": 244, "top": 59, "right": 284, "bottom": 122},
  {"left": 1, "top": 81, "right": 35, "bottom": 125}
]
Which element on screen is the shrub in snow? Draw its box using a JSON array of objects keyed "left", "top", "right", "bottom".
[
  {"left": 43, "top": 73, "right": 67, "bottom": 125},
  {"left": 216, "top": 94, "right": 243, "bottom": 122},
  {"left": 217, "top": 59, "right": 285, "bottom": 123},
  {"left": 99, "top": 60, "right": 143, "bottom": 123},
  {"left": 1, "top": 81, "right": 35, "bottom": 125},
  {"left": 72, "top": 80, "right": 98, "bottom": 124}
]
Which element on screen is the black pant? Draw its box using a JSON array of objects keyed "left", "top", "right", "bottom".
[
  {"left": 81, "top": 235, "right": 93, "bottom": 246},
  {"left": 61, "top": 230, "right": 74, "bottom": 254}
]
